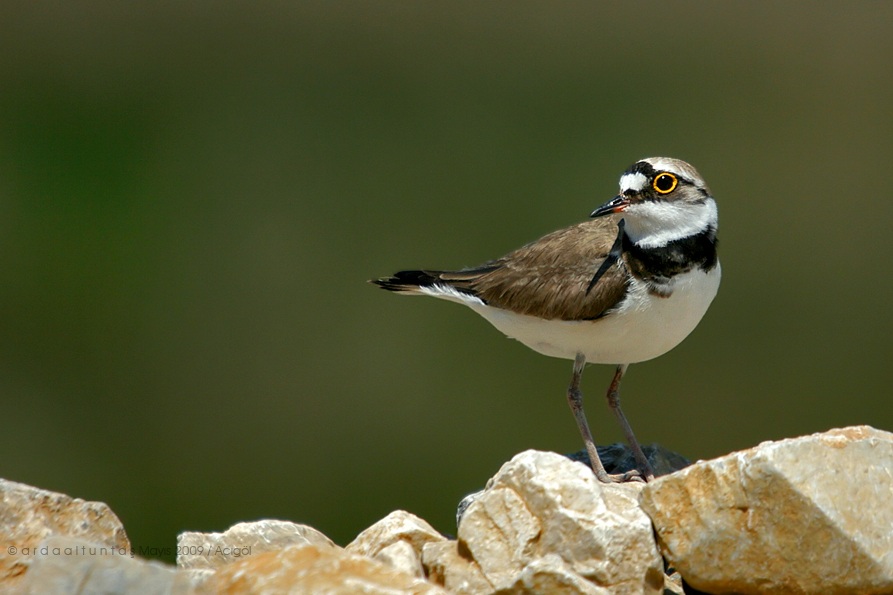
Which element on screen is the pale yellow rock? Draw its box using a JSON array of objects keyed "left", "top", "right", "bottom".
[
  {"left": 663, "top": 570, "right": 685, "bottom": 595},
  {"left": 458, "top": 450, "right": 664, "bottom": 595},
  {"left": 177, "top": 519, "right": 336, "bottom": 570},
  {"left": 421, "top": 540, "right": 493, "bottom": 595},
  {"left": 640, "top": 425, "right": 893, "bottom": 595},
  {"left": 457, "top": 485, "right": 541, "bottom": 587},
  {"left": 506, "top": 554, "right": 611, "bottom": 595},
  {"left": 0, "top": 478, "right": 129, "bottom": 589},
  {"left": 346, "top": 509, "right": 446, "bottom": 560},
  {"left": 375, "top": 539, "right": 425, "bottom": 579},
  {"left": 20, "top": 536, "right": 203, "bottom": 594},
  {"left": 206, "top": 543, "right": 447, "bottom": 594}
]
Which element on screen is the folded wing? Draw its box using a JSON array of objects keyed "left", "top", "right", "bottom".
[{"left": 372, "top": 217, "right": 629, "bottom": 321}]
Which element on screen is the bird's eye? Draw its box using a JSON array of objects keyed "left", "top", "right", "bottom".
[{"left": 652, "top": 173, "right": 678, "bottom": 194}]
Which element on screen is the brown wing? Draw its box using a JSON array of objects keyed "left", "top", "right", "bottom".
[{"left": 439, "top": 216, "right": 630, "bottom": 321}]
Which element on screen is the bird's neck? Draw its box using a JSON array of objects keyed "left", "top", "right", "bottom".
[{"left": 623, "top": 198, "right": 718, "bottom": 249}]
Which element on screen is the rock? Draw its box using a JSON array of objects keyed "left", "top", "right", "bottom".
[
  {"left": 177, "top": 519, "right": 336, "bottom": 570},
  {"left": 346, "top": 509, "right": 446, "bottom": 578},
  {"left": 663, "top": 569, "right": 685, "bottom": 595},
  {"left": 183, "top": 568, "right": 216, "bottom": 591},
  {"left": 0, "top": 478, "right": 129, "bottom": 588},
  {"left": 455, "top": 491, "right": 481, "bottom": 527},
  {"left": 347, "top": 510, "right": 446, "bottom": 556},
  {"left": 19, "top": 536, "right": 203, "bottom": 594},
  {"left": 640, "top": 425, "right": 893, "bottom": 595},
  {"left": 421, "top": 540, "right": 493, "bottom": 595},
  {"left": 206, "top": 542, "right": 447, "bottom": 594},
  {"left": 374, "top": 539, "right": 425, "bottom": 579},
  {"left": 506, "top": 553, "right": 611, "bottom": 594},
  {"left": 457, "top": 444, "right": 690, "bottom": 525},
  {"left": 459, "top": 482, "right": 540, "bottom": 588},
  {"left": 457, "top": 450, "right": 664, "bottom": 594}
]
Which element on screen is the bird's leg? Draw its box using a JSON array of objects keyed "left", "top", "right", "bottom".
[
  {"left": 606, "top": 365, "right": 655, "bottom": 481},
  {"left": 567, "top": 354, "right": 643, "bottom": 483}
]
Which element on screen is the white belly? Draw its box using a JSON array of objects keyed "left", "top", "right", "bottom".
[{"left": 468, "top": 264, "right": 721, "bottom": 364}]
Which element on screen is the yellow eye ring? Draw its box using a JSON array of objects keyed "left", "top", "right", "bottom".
[{"left": 652, "top": 172, "right": 678, "bottom": 194}]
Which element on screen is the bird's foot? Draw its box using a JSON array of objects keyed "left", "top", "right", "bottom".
[{"left": 593, "top": 467, "right": 647, "bottom": 484}]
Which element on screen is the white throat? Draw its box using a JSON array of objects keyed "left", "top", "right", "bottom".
[{"left": 623, "top": 198, "right": 718, "bottom": 248}]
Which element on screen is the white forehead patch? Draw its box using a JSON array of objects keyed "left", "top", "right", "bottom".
[{"left": 619, "top": 172, "right": 648, "bottom": 193}]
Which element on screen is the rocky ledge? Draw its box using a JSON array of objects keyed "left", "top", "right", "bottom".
[{"left": 2, "top": 425, "right": 892, "bottom": 594}]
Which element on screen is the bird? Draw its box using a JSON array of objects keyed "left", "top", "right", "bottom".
[{"left": 371, "top": 157, "right": 720, "bottom": 483}]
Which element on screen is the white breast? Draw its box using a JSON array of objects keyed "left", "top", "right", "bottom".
[{"left": 467, "top": 263, "right": 721, "bottom": 365}]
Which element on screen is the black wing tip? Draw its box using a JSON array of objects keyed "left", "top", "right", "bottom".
[
  {"left": 369, "top": 277, "right": 408, "bottom": 292},
  {"left": 369, "top": 270, "right": 439, "bottom": 292},
  {"left": 369, "top": 277, "right": 393, "bottom": 289}
]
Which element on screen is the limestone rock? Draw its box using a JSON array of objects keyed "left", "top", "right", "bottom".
[
  {"left": 374, "top": 539, "right": 425, "bottom": 579},
  {"left": 19, "top": 536, "right": 202, "bottom": 594},
  {"left": 421, "top": 540, "right": 493, "bottom": 595},
  {"left": 206, "top": 542, "right": 447, "bottom": 594},
  {"left": 347, "top": 509, "right": 445, "bottom": 556},
  {"left": 457, "top": 450, "right": 664, "bottom": 594},
  {"left": 346, "top": 509, "right": 446, "bottom": 577},
  {"left": 662, "top": 570, "right": 685, "bottom": 595},
  {"left": 0, "top": 478, "right": 129, "bottom": 588},
  {"left": 457, "top": 444, "right": 689, "bottom": 525},
  {"left": 640, "top": 425, "right": 893, "bottom": 594},
  {"left": 177, "top": 519, "right": 336, "bottom": 570},
  {"left": 506, "top": 553, "right": 611, "bottom": 595},
  {"left": 459, "top": 483, "right": 540, "bottom": 587}
]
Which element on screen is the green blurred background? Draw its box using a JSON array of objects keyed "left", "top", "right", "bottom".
[{"left": 1, "top": 3, "right": 891, "bottom": 561}]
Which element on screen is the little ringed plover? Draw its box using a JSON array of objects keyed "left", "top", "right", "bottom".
[{"left": 372, "top": 157, "right": 720, "bottom": 483}]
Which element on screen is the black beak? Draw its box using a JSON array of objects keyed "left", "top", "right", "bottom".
[{"left": 590, "top": 195, "right": 630, "bottom": 218}]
